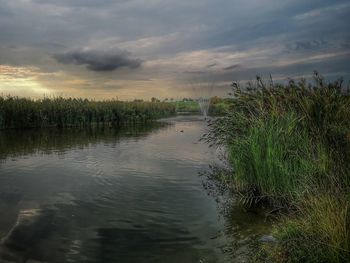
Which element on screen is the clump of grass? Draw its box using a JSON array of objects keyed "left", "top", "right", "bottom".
[
  {"left": 275, "top": 194, "right": 350, "bottom": 263},
  {"left": 228, "top": 113, "right": 317, "bottom": 206},
  {"left": 0, "top": 96, "right": 176, "bottom": 129},
  {"left": 205, "top": 72, "right": 350, "bottom": 262}
]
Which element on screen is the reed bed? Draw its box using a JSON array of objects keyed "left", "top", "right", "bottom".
[
  {"left": 0, "top": 96, "right": 175, "bottom": 129},
  {"left": 206, "top": 72, "right": 350, "bottom": 262}
]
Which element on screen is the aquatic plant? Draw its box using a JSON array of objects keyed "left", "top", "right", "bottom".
[
  {"left": 205, "top": 72, "right": 350, "bottom": 262},
  {"left": 0, "top": 96, "right": 176, "bottom": 129}
]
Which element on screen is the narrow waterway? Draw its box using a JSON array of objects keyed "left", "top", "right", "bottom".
[{"left": 0, "top": 116, "right": 271, "bottom": 263}]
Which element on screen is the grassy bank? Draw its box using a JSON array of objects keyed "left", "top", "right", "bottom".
[
  {"left": 0, "top": 96, "right": 175, "bottom": 129},
  {"left": 171, "top": 97, "right": 232, "bottom": 115},
  {"left": 206, "top": 72, "right": 350, "bottom": 262}
]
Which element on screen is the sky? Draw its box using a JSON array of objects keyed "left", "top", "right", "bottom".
[{"left": 0, "top": 0, "right": 349, "bottom": 100}]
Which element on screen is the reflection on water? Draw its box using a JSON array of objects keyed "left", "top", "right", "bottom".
[
  {"left": 0, "top": 116, "right": 272, "bottom": 263},
  {"left": 0, "top": 122, "right": 167, "bottom": 161}
]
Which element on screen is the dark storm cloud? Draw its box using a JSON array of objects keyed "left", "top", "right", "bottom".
[
  {"left": 287, "top": 40, "right": 328, "bottom": 51},
  {"left": 30, "top": 0, "right": 128, "bottom": 8},
  {"left": 223, "top": 64, "right": 239, "bottom": 71},
  {"left": 206, "top": 63, "right": 217, "bottom": 68},
  {"left": 183, "top": 70, "right": 206, "bottom": 74},
  {"left": 54, "top": 49, "right": 142, "bottom": 72}
]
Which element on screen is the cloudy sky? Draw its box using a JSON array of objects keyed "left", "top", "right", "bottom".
[{"left": 0, "top": 0, "right": 349, "bottom": 99}]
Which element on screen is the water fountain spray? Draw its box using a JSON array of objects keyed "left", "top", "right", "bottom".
[
  {"left": 197, "top": 97, "right": 211, "bottom": 118},
  {"left": 192, "top": 83, "right": 214, "bottom": 119}
]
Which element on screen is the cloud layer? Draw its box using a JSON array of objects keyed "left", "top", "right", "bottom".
[
  {"left": 54, "top": 49, "right": 142, "bottom": 71},
  {"left": 0, "top": 0, "right": 349, "bottom": 99}
]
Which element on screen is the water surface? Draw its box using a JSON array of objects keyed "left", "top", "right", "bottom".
[{"left": 0, "top": 116, "right": 271, "bottom": 262}]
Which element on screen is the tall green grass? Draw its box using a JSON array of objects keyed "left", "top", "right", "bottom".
[
  {"left": 0, "top": 96, "right": 176, "bottom": 129},
  {"left": 275, "top": 194, "right": 350, "bottom": 263},
  {"left": 206, "top": 72, "right": 350, "bottom": 262},
  {"left": 227, "top": 113, "right": 317, "bottom": 205}
]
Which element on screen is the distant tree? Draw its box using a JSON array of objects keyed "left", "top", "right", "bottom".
[
  {"left": 151, "top": 97, "right": 160, "bottom": 102},
  {"left": 210, "top": 96, "right": 223, "bottom": 104}
]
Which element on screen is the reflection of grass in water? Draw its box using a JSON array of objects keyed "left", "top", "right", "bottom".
[
  {"left": 86, "top": 227, "right": 207, "bottom": 263},
  {"left": 201, "top": 166, "right": 274, "bottom": 261},
  {"left": 0, "top": 122, "right": 169, "bottom": 160}
]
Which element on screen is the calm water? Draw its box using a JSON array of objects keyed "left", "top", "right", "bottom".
[{"left": 0, "top": 116, "right": 271, "bottom": 263}]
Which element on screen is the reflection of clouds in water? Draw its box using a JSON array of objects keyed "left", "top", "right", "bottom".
[
  {"left": 0, "top": 208, "right": 57, "bottom": 262},
  {"left": 139, "top": 119, "right": 215, "bottom": 165},
  {"left": 48, "top": 192, "right": 76, "bottom": 206},
  {"left": 0, "top": 123, "right": 167, "bottom": 162},
  {"left": 65, "top": 239, "right": 83, "bottom": 262},
  {"left": 0, "top": 116, "right": 247, "bottom": 262}
]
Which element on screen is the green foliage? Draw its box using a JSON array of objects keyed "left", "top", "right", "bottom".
[
  {"left": 0, "top": 96, "right": 176, "bottom": 129},
  {"left": 172, "top": 100, "right": 199, "bottom": 112},
  {"left": 170, "top": 97, "right": 232, "bottom": 115},
  {"left": 228, "top": 113, "right": 317, "bottom": 205},
  {"left": 206, "top": 72, "right": 350, "bottom": 262},
  {"left": 209, "top": 97, "right": 232, "bottom": 116},
  {"left": 276, "top": 195, "right": 350, "bottom": 263}
]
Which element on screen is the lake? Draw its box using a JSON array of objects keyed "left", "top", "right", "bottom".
[{"left": 0, "top": 116, "right": 271, "bottom": 263}]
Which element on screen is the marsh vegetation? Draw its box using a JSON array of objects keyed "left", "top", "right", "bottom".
[
  {"left": 205, "top": 72, "right": 350, "bottom": 262},
  {"left": 1, "top": 72, "right": 349, "bottom": 262},
  {"left": 0, "top": 97, "right": 175, "bottom": 129},
  {"left": 0, "top": 95, "right": 233, "bottom": 130}
]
